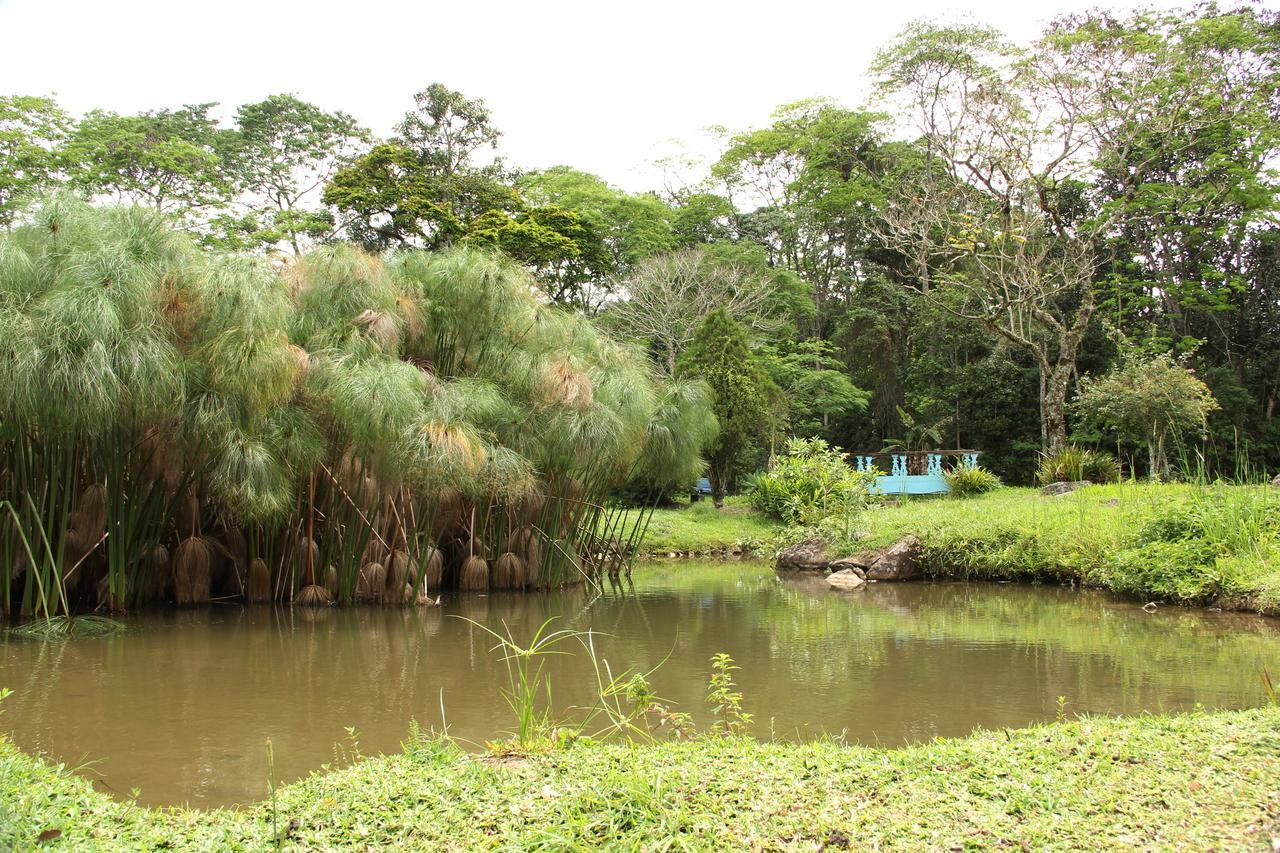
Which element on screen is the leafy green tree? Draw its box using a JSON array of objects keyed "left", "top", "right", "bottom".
[
  {"left": 0, "top": 95, "right": 72, "bottom": 229},
  {"left": 677, "top": 309, "right": 779, "bottom": 506},
  {"left": 396, "top": 83, "right": 502, "bottom": 180},
  {"left": 671, "top": 191, "right": 736, "bottom": 245},
  {"left": 465, "top": 204, "right": 612, "bottom": 308},
  {"left": 1075, "top": 348, "right": 1219, "bottom": 479},
  {"left": 325, "top": 84, "right": 518, "bottom": 250},
  {"left": 713, "top": 101, "right": 894, "bottom": 338},
  {"left": 519, "top": 166, "right": 679, "bottom": 281},
  {"left": 759, "top": 340, "right": 868, "bottom": 439},
  {"left": 230, "top": 94, "right": 371, "bottom": 254},
  {"left": 62, "top": 104, "right": 237, "bottom": 226},
  {"left": 872, "top": 8, "right": 1279, "bottom": 454},
  {"left": 1055, "top": 7, "right": 1280, "bottom": 350}
]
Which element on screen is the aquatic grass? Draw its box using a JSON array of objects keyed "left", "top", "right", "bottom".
[
  {"left": 455, "top": 616, "right": 584, "bottom": 751},
  {"left": 8, "top": 614, "right": 124, "bottom": 640}
]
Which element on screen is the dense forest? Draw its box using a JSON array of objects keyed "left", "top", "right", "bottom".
[{"left": 2, "top": 4, "right": 1278, "bottom": 486}]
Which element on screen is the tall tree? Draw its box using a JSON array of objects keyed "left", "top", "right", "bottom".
[
  {"left": 62, "top": 104, "right": 237, "bottom": 225},
  {"left": 677, "top": 309, "right": 779, "bottom": 506},
  {"left": 871, "top": 8, "right": 1277, "bottom": 452},
  {"left": 0, "top": 95, "right": 72, "bottom": 229},
  {"left": 465, "top": 203, "right": 613, "bottom": 308},
  {"left": 325, "top": 83, "right": 517, "bottom": 250},
  {"left": 519, "top": 166, "right": 680, "bottom": 297},
  {"left": 607, "top": 244, "right": 808, "bottom": 375},
  {"left": 230, "top": 94, "right": 371, "bottom": 254}
]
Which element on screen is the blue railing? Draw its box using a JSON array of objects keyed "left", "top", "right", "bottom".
[{"left": 853, "top": 450, "right": 981, "bottom": 495}]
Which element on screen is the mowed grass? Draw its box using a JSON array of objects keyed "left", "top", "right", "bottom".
[
  {"left": 639, "top": 497, "right": 783, "bottom": 554},
  {"left": 858, "top": 482, "right": 1280, "bottom": 613},
  {"left": 3, "top": 707, "right": 1278, "bottom": 850}
]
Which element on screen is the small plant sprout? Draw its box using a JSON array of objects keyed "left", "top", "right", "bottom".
[{"left": 707, "top": 652, "right": 753, "bottom": 736}]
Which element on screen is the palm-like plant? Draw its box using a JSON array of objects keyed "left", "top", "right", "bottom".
[{"left": 0, "top": 198, "right": 716, "bottom": 617}]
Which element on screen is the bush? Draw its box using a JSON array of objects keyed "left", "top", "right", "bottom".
[
  {"left": 1036, "top": 446, "right": 1121, "bottom": 485},
  {"left": 944, "top": 465, "right": 1002, "bottom": 498},
  {"left": 749, "top": 438, "right": 877, "bottom": 526}
]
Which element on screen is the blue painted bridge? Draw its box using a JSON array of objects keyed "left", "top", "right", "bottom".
[{"left": 853, "top": 450, "right": 981, "bottom": 496}]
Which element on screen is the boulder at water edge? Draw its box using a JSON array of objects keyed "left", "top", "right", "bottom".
[
  {"left": 865, "top": 535, "right": 922, "bottom": 581},
  {"left": 826, "top": 568, "right": 866, "bottom": 590},
  {"left": 776, "top": 538, "right": 828, "bottom": 571}
]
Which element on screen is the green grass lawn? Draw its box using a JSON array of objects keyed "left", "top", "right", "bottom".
[
  {"left": 4, "top": 707, "right": 1277, "bottom": 850},
  {"left": 853, "top": 482, "right": 1280, "bottom": 614},
  {"left": 638, "top": 496, "right": 783, "bottom": 554}
]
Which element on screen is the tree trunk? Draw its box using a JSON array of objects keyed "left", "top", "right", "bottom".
[
  {"left": 1042, "top": 367, "right": 1072, "bottom": 453},
  {"left": 709, "top": 452, "right": 731, "bottom": 509}
]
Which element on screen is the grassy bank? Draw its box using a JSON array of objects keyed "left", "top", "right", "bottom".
[
  {"left": 638, "top": 497, "right": 782, "bottom": 555},
  {"left": 855, "top": 482, "right": 1280, "bottom": 615},
  {"left": 2, "top": 707, "right": 1277, "bottom": 850}
]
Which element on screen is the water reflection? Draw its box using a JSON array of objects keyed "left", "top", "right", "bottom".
[{"left": 1, "top": 561, "right": 1276, "bottom": 806}]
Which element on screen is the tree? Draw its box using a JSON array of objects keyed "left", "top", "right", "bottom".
[
  {"left": 519, "top": 166, "right": 680, "bottom": 298},
  {"left": 871, "top": 10, "right": 1275, "bottom": 452},
  {"left": 396, "top": 83, "right": 502, "bottom": 180},
  {"left": 677, "top": 309, "right": 779, "bottom": 506},
  {"left": 1075, "top": 348, "right": 1218, "bottom": 479},
  {"left": 325, "top": 84, "right": 517, "bottom": 250},
  {"left": 759, "top": 339, "right": 869, "bottom": 440},
  {"left": 607, "top": 244, "right": 807, "bottom": 375},
  {"left": 465, "top": 204, "right": 613, "bottom": 308},
  {"left": 62, "top": 104, "right": 237, "bottom": 226},
  {"left": 712, "top": 101, "right": 894, "bottom": 339},
  {"left": 1056, "top": 6, "right": 1280, "bottom": 350},
  {"left": 230, "top": 94, "right": 371, "bottom": 255},
  {"left": 0, "top": 95, "right": 72, "bottom": 229}
]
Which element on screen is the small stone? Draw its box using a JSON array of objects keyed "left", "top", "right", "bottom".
[
  {"left": 826, "top": 569, "right": 866, "bottom": 591},
  {"left": 1040, "top": 480, "right": 1090, "bottom": 497},
  {"left": 827, "top": 557, "right": 868, "bottom": 579}
]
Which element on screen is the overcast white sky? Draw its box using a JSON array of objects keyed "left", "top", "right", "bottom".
[{"left": 0, "top": 0, "right": 1203, "bottom": 193}]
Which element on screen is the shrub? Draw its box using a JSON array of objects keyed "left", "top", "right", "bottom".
[
  {"left": 944, "top": 465, "right": 1002, "bottom": 498},
  {"left": 749, "top": 438, "right": 877, "bottom": 526},
  {"left": 1036, "top": 446, "right": 1121, "bottom": 485}
]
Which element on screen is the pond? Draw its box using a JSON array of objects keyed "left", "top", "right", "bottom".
[{"left": 2, "top": 561, "right": 1276, "bottom": 807}]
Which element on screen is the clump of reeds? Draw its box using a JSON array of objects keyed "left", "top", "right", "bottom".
[
  {"left": 247, "top": 558, "right": 271, "bottom": 602},
  {"left": 172, "top": 537, "right": 212, "bottom": 605},
  {"left": 296, "top": 584, "right": 331, "bottom": 607},
  {"left": 0, "top": 198, "right": 715, "bottom": 614},
  {"left": 420, "top": 547, "right": 444, "bottom": 594},
  {"left": 459, "top": 556, "right": 489, "bottom": 592},
  {"left": 356, "top": 562, "right": 386, "bottom": 602},
  {"left": 492, "top": 552, "right": 526, "bottom": 590}
]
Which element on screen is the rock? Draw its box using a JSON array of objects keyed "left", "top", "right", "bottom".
[
  {"left": 1271, "top": 473, "right": 1280, "bottom": 488},
  {"left": 827, "top": 556, "right": 869, "bottom": 579},
  {"left": 1040, "top": 480, "right": 1090, "bottom": 497},
  {"left": 775, "top": 538, "right": 829, "bottom": 571},
  {"left": 866, "top": 535, "right": 921, "bottom": 581},
  {"left": 825, "top": 568, "right": 866, "bottom": 591}
]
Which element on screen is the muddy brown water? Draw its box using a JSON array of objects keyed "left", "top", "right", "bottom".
[{"left": 2, "top": 561, "right": 1277, "bottom": 807}]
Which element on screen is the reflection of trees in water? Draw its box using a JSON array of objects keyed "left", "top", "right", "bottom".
[{"left": 1, "top": 564, "right": 1275, "bottom": 805}]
